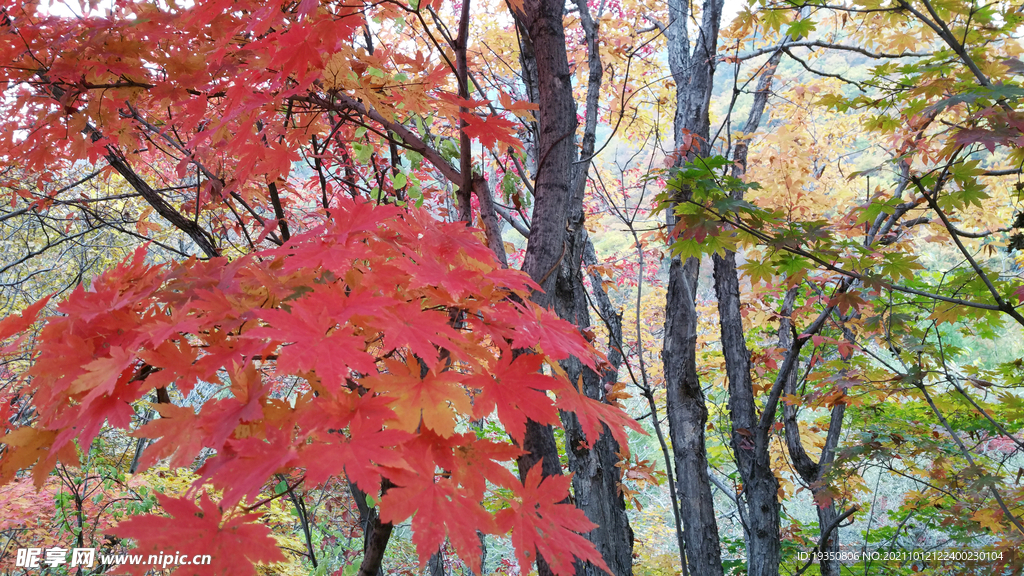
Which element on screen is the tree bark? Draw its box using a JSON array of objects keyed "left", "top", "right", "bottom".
[
  {"left": 513, "top": 0, "right": 577, "bottom": 310},
  {"left": 512, "top": 0, "right": 634, "bottom": 573},
  {"left": 662, "top": 0, "right": 728, "bottom": 572},
  {"left": 779, "top": 290, "right": 847, "bottom": 576},
  {"left": 455, "top": 0, "right": 473, "bottom": 223},
  {"left": 552, "top": 0, "right": 634, "bottom": 572},
  {"left": 473, "top": 176, "right": 509, "bottom": 269},
  {"left": 510, "top": 0, "right": 577, "bottom": 499},
  {"left": 555, "top": 220, "right": 634, "bottom": 576},
  {"left": 663, "top": 256, "right": 724, "bottom": 576},
  {"left": 508, "top": 0, "right": 576, "bottom": 531},
  {"left": 712, "top": 253, "right": 781, "bottom": 576},
  {"left": 352, "top": 479, "right": 394, "bottom": 576},
  {"left": 429, "top": 550, "right": 446, "bottom": 576},
  {"left": 710, "top": 45, "right": 786, "bottom": 576}
]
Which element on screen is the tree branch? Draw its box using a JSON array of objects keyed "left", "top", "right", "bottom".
[{"left": 736, "top": 40, "right": 928, "bottom": 61}]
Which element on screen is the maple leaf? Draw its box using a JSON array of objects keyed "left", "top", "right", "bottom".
[
  {"left": 192, "top": 363, "right": 270, "bottom": 452},
  {"left": 496, "top": 466, "right": 610, "bottom": 576},
  {"left": 436, "top": 93, "right": 489, "bottom": 109},
  {"left": 197, "top": 430, "right": 299, "bottom": 509},
  {"left": 111, "top": 492, "right": 285, "bottom": 576},
  {"left": 69, "top": 346, "right": 137, "bottom": 400},
  {"left": 0, "top": 294, "right": 50, "bottom": 350},
  {"left": 461, "top": 113, "right": 522, "bottom": 151},
  {"left": 828, "top": 291, "right": 868, "bottom": 315},
  {"left": 740, "top": 258, "right": 775, "bottom": 286},
  {"left": 306, "top": 386, "right": 394, "bottom": 432},
  {"left": 952, "top": 126, "right": 1018, "bottom": 153},
  {"left": 465, "top": 352, "right": 560, "bottom": 444},
  {"left": 380, "top": 477, "right": 495, "bottom": 574},
  {"left": 132, "top": 403, "right": 205, "bottom": 470},
  {"left": 299, "top": 426, "right": 411, "bottom": 491},
  {"left": 365, "top": 358, "right": 472, "bottom": 437},
  {"left": 555, "top": 381, "right": 644, "bottom": 451},
  {"left": 511, "top": 307, "right": 597, "bottom": 368},
  {"left": 448, "top": 436, "right": 522, "bottom": 497},
  {"left": 971, "top": 508, "right": 1005, "bottom": 532},
  {"left": 0, "top": 427, "right": 77, "bottom": 487},
  {"left": 929, "top": 303, "right": 964, "bottom": 325},
  {"left": 374, "top": 430, "right": 514, "bottom": 573},
  {"left": 252, "top": 297, "right": 378, "bottom": 390},
  {"left": 374, "top": 303, "right": 461, "bottom": 365},
  {"left": 61, "top": 369, "right": 143, "bottom": 451},
  {"left": 137, "top": 339, "right": 208, "bottom": 395},
  {"left": 811, "top": 486, "right": 836, "bottom": 509},
  {"left": 138, "top": 303, "right": 203, "bottom": 349},
  {"left": 499, "top": 91, "right": 538, "bottom": 121}
]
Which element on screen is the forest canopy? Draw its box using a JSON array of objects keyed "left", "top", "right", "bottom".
[{"left": 1, "top": 0, "right": 1023, "bottom": 575}]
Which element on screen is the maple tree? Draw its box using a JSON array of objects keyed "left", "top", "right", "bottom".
[
  {"left": 1, "top": 193, "right": 644, "bottom": 575},
  {"left": 2, "top": 0, "right": 1024, "bottom": 575}
]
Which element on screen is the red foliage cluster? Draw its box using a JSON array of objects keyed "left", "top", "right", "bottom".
[{"left": 0, "top": 198, "right": 637, "bottom": 575}]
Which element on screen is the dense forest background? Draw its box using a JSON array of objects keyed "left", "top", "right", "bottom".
[{"left": 1, "top": 0, "right": 1023, "bottom": 575}]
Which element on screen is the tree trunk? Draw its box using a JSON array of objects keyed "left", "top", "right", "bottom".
[
  {"left": 513, "top": 0, "right": 577, "bottom": 311},
  {"left": 510, "top": 1, "right": 583, "bottom": 574},
  {"left": 551, "top": 0, "right": 634, "bottom": 571},
  {"left": 556, "top": 220, "right": 634, "bottom": 576},
  {"left": 429, "top": 550, "right": 446, "bottom": 576},
  {"left": 780, "top": 291, "right": 847, "bottom": 576},
  {"left": 662, "top": 0, "right": 728, "bottom": 572},
  {"left": 717, "top": 47, "right": 787, "bottom": 576},
  {"left": 712, "top": 253, "right": 781, "bottom": 576},
  {"left": 664, "top": 256, "right": 724, "bottom": 576},
  {"left": 352, "top": 479, "right": 394, "bottom": 576}
]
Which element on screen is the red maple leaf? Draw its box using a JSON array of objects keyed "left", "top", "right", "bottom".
[
  {"left": 496, "top": 466, "right": 610, "bottom": 576},
  {"left": 380, "top": 476, "right": 495, "bottom": 574},
  {"left": 197, "top": 429, "right": 299, "bottom": 508},
  {"left": 466, "top": 352, "right": 560, "bottom": 444},
  {"left": 111, "top": 492, "right": 285, "bottom": 576},
  {"left": 132, "top": 403, "right": 205, "bottom": 470},
  {"left": 251, "top": 295, "right": 378, "bottom": 390},
  {"left": 461, "top": 113, "right": 523, "bottom": 151},
  {"left": 0, "top": 294, "right": 50, "bottom": 350},
  {"left": 828, "top": 290, "right": 868, "bottom": 315},
  {"left": 138, "top": 339, "right": 209, "bottom": 395}
]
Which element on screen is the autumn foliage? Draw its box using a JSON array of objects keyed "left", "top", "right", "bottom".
[
  {"left": 0, "top": 197, "right": 636, "bottom": 574},
  {"left": 4, "top": 0, "right": 1024, "bottom": 572}
]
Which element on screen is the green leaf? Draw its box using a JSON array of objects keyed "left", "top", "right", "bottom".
[
  {"left": 352, "top": 142, "right": 373, "bottom": 163},
  {"left": 879, "top": 252, "right": 924, "bottom": 281},
  {"left": 787, "top": 18, "right": 815, "bottom": 39},
  {"left": 762, "top": 9, "right": 788, "bottom": 33},
  {"left": 740, "top": 258, "right": 775, "bottom": 285},
  {"left": 406, "top": 150, "right": 423, "bottom": 169},
  {"left": 440, "top": 139, "right": 459, "bottom": 163}
]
